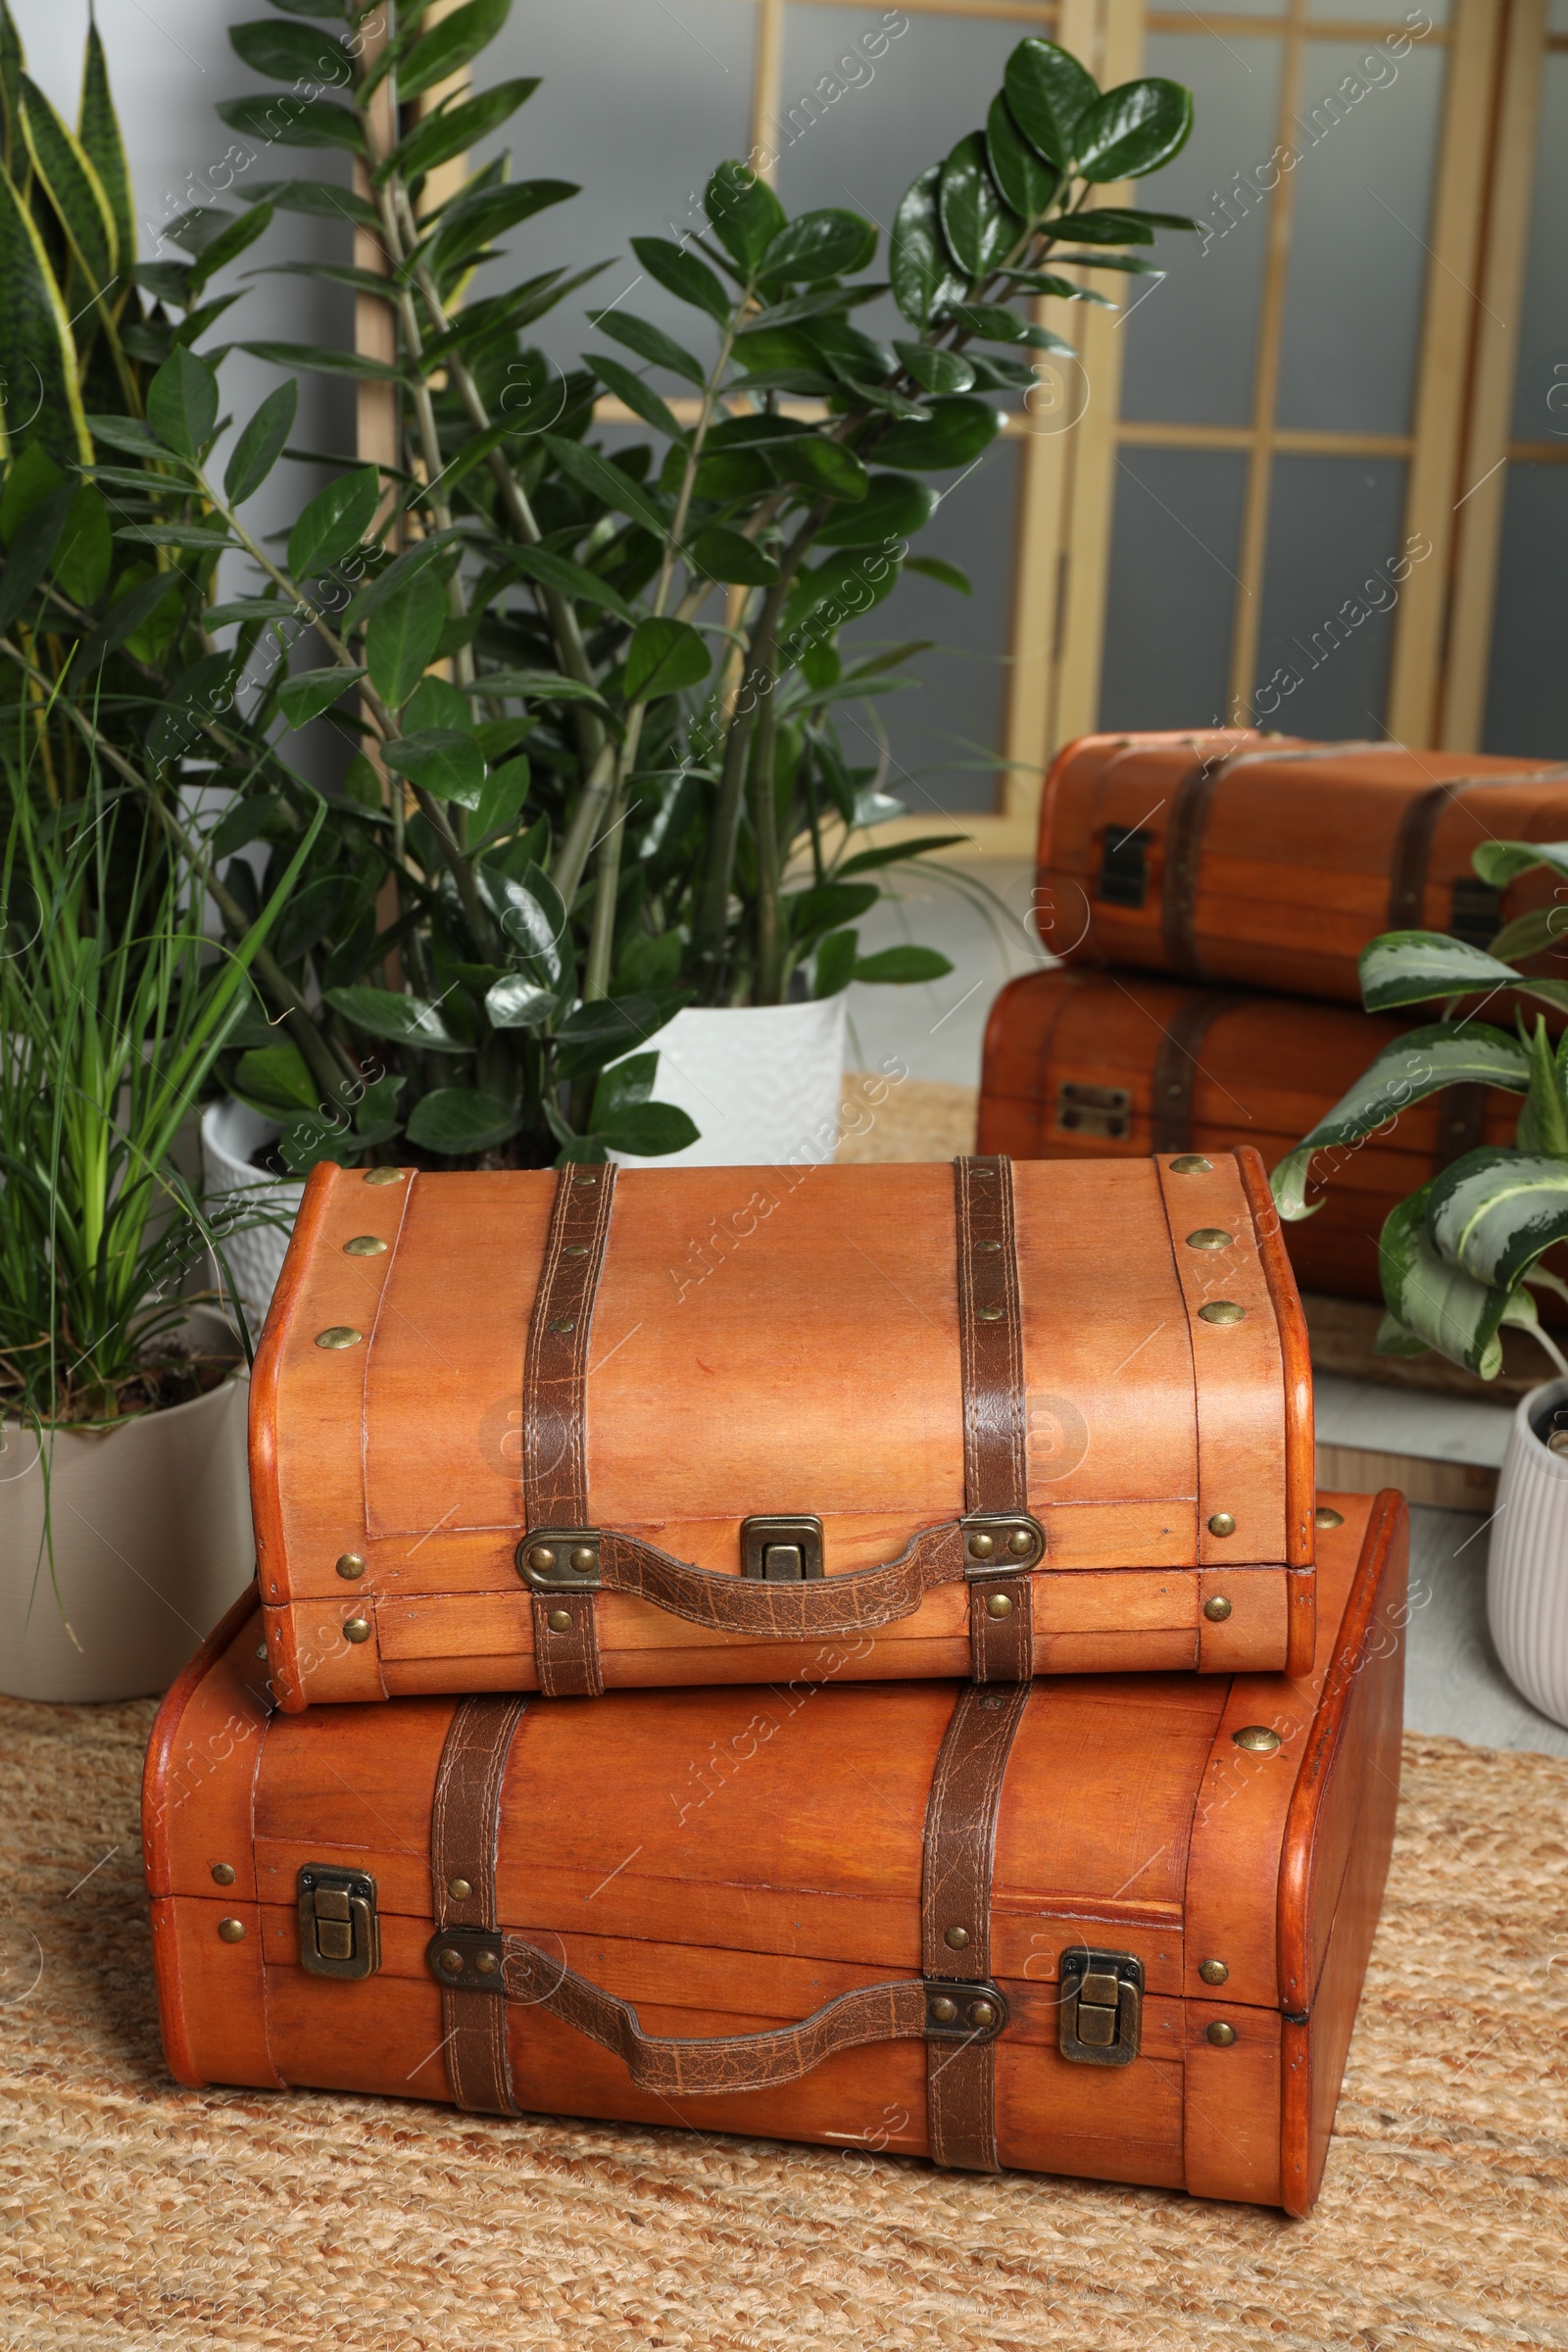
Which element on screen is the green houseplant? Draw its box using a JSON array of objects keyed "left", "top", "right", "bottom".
[
  {"left": 182, "top": 1, "right": 1198, "bottom": 1172},
  {"left": 1271, "top": 845, "right": 1568, "bottom": 1737},
  {"left": 0, "top": 11, "right": 324, "bottom": 1699},
  {"left": 1271, "top": 848, "right": 1568, "bottom": 1381}
]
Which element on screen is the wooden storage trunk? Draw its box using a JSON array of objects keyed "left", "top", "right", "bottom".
[
  {"left": 1036, "top": 728, "right": 1568, "bottom": 1002},
  {"left": 977, "top": 968, "right": 1517, "bottom": 1306},
  {"left": 144, "top": 1491, "right": 1405, "bottom": 2216},
  {"left": 251, "top": 1153, "right": 1314, "bottom": 1708}
]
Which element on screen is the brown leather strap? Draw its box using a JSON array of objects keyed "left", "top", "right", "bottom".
[
  {"left": 523, "top": 1166, "right": 616, "bottom": 1695},
  {"left": 1387, "top": 770, "right": 1568, "bottom": 930},
  {"left": 1162, "top": 740, "right": 1394, "bottom": 978},
  {"left": 499, "top": 1944, "right": 929, "bottom": 2096},
  {"left": 1150, "top": 988, "right": 1250, "bottom": 1154},
  {"left": 431, "top": 1695, "right": 530, "bottom": 2116},
  {"left": 954, "top": 1157, "right": 1034, "bottom": 1680},
  {"left": 920, "top": 1681, "right": 1031, "bottom": 2172}
]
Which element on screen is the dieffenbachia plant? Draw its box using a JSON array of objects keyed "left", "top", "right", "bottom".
[
  {"left": 1272, "top": 842, "right": 1568, "bottom": 1380},
  {"left": 186, "top": 2, "right": 1197, "bottom": 1163}
]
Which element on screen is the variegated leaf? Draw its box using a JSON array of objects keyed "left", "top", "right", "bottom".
[
  {"left": 1378, "top": 1183, "right": 1512, "bottom": 1379},
  {"left": 1358, "top": 928, "right": 1520, "bottom": 1012},
  {"left": 1271, "top": 1023, "right": 1529, "bottom": 1220},
  {"left": 1428, "top": 1146, "right": 1568, "bottom": 1293}
]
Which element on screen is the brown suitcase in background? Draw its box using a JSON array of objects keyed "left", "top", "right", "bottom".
[
  {"left": 143, "top": 1491, "right": 1406, "bottom": 2216},
  {"left": 251, "top": 1154, "right": 1316, "bottom": 1709},
  {"left": 1035, "top": 729, "right": 1568, "bottom": 1003},
  {"left": 977, "top": 968, "right": 1517, "bottom": 1306}
]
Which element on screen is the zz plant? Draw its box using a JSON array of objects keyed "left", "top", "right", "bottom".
[
  {"left": 1273, "top": 845, "right": 1568, "bottom": 1380},
  {"left": 193, "top": 2, "right": 1198, "bottom": 1168}
]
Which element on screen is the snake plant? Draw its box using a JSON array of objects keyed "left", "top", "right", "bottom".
[{"left": 1272, "top": 842, "right": 1568, "bottom": 1380}]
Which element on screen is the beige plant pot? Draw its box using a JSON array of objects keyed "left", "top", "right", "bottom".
[{"left": 0, "top": 1372, "right": 255, "bottom": 1703}]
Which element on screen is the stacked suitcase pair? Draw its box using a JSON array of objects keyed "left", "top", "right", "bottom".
[
  {"left": 981, "top": 730, "right": 1568, "bottom": 1304},
  {"left": 147, "top": 1146, "right": 1407, "bottom": 2215}
]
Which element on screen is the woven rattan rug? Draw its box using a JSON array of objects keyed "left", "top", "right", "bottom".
[{"left": 2, "top": 1704, "right": 1566, "bottom": 2352}]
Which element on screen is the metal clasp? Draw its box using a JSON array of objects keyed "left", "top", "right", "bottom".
[
  {"left": 515, "top": 1529, "right": 602, "bottom": 1591},
  {"left": 426, "top": 1926, "right": 507, "bottom": 1992},
  {"left": 298, "top": 1865, "right": 380, "bottom": 1981},
  {"left": 1098, "top": 826, "right": 1152, "bottom": 908},
  {"left": 923, "top": 1978, "right": 1008, "bottom": 2042},
  {"left": 741, "top": 1515, "right": 824, "bottom": 1582},
  {"left": 961, "top": 1512, "right": 1045, "bottom": 1576},
  {"left": 1058, "top": 1946, "right": 1142, "bottom": 2066},
  {"left": 1054, "top": 1079, "right": 1132, "bottom": 1142}
]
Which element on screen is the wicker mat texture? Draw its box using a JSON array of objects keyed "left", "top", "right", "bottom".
[{"left": 1, "top": 1703, "right": 1565, "bottom": 2352}]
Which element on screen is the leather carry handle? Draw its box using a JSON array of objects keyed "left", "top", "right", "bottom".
[
  {"left": 519, "top": 1518, "right": 1050, "bottom": 1637},
  {"left": 498, "top": 1943, "right": 940, "bottom": 2096},
  {"left": 430, "top": 1684, "right": 1029, "bottom": 2165}
]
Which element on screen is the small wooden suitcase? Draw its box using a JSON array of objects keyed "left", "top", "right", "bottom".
[
  {"left": 251, "top": 1152, "right": 1315, "bottom": 1708},
  {"left": 977, "top": 967, "right": 1517, "bottom": 1306},
  {"left": 1036, "top": 729, "right": 1568, "bottom": 1002},
  {"left": 144, "top": 1490, "right": 1406, "bottom": 2215}
]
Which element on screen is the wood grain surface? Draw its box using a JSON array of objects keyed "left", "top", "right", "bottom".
[{"left": 142, "top": 1494, "right": 1404, "bottom": 2211}]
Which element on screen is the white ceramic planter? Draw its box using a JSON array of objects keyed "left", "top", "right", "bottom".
[
  {"left": 0, "top": 1373, "right": 254, "bottom": 1702},
  {"left": 201, "top": 1099, "right": 304, "bottom": 1326},
  {"left": 1488, "top": 1378, "right": 1568, "bottom": 1730},
  {"left": 610, "top": 996, "right": 849, "bottom": 1169}
]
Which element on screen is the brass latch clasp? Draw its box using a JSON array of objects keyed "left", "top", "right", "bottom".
[
  {"left": 298, "top": 1865, "right": 380, "bottom": 1981},
  {"left": 1058, "top": 1946, "right": 1142, "bottom": 2066}
]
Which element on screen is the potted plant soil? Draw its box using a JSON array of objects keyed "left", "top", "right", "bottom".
[{"left": 1273, "top": 848, "right": 1568, "bottom": 1727}]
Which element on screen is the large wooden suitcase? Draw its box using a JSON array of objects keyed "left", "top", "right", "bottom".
[
  {"left": 251, "top": 1153, "right": 1315, "bottom": 1707},
  {"left": 977, "top": 968, "right": 1516, "bottom": 1306},
  {"left": 1036, "top": 729, "right": 1568, "bottom": 1002},
  {"left": 144, "top": 1490, "right": 1405, "bottom": 2216}
]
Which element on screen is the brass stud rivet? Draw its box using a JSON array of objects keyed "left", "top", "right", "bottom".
[
  {"left": 1233, "top": 1724, "right": 1281, "bottom": 1754},
  {"left": 985, "top": 1592, "right": 1014, "bottom": 1619},
  {"left": 929, "top": 1994, "right": 957, "bottom": 2023},
  {"left": 563, "top": 1244, "right": 588, "bottom": 1257},
  {"left": 316, "top": 1326, "right": 363, "bottom": 1349},
  {"left": 364, "top": 1168, "right": 405, "bottom": 1186},
  {"left": 1207, "top": 1512, "right": 1236, "bottom": 1539},
  {"left": 967, "top": 1533, "right": 996, "bottom": 1560},
  {"left": 975, "top": 1239, "right": 1001, "bottom": 1252},
  {"left": 547, "top": 1608, "right": 573, "bottom": 1633},
  {"left": 978, "top": 1692, "right": 1005, "bottom": 1711},
  {"left": 967, "top": 1999, "right": 997, "bottom": 2029},
  {"left": 448, "top": 1877, "right": 472, "bottom": 1900},
  {"left": 569, "top": 1545, "right": 597, "bottom": 1572},
  {"left": 343, "top": 1617, "right": 371, "bottom": 1644},
  {"left": 1315, "top": 1504, "right": 1345, "bottom": 1530},
  {"left": 1200, "top": 1958, "right": 1229, "bottom": 1985},
  {"left": 438, "top": 1947, "right": 464, "bottom": 1974},
  {"left": 573, "top": 1174, "right": 598, "bottom": 1186},
  {"left": 1206, "top": 2020, "right": 1237, "bottom": 2047},
  {"left": 944, "top": 1925, "right": 969, "bottom": 1951},
  {"left": 343, "top": 1235, "right": 388, "bottom": 1257},
  {"left": 550, "top": 1315, "right": 574, "bottom": 1335},
  {"left": 211, "top": 1863, "right": 236, "bottom": 1886},
  {"left": 336, "top": 1552, "right": 367, "bottom": 1581},
  {"left": 1203, "top": 1595, "right": 1233, "bottom": 1623},
  {"left": 475, "top": 1950, "right": 499, "bottom": 1976},
  {"left": 1186, "top": 1229, "right": 1232, "bottom": 1251},
  {"left": 1007, "top": 1528, "right": 1033, "bottom": 1556},
  {"left": 218, "top": 1918, "right": 246, "bottom": 1943},
  {"left": 1170, "top": 1154, "right": 1212, "bottom": 1174},
  {"left": 977, "top": 1304, "right": 1004, "bottom": 1322},
  {"left": 1199, "top": 1300, "right": 1246, "bottom": 1326},
  {"left": 528, "top": 1544, "right": 557, "bottom": 1572}
]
